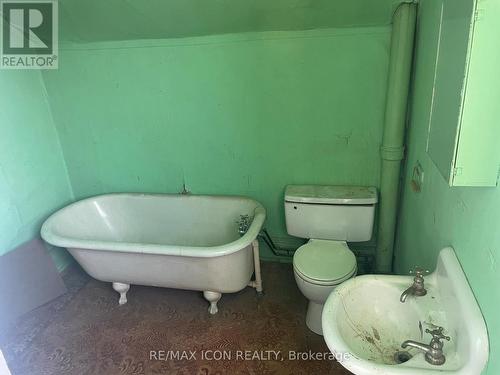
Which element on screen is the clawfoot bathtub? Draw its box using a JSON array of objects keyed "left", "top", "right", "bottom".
[{"left": 41, "top": 193, "right": 266, "bottom": 314}]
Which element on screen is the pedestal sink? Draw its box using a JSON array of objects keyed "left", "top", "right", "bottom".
[{"left": 322, "top": 247, "right": 489, "bottom": 375}]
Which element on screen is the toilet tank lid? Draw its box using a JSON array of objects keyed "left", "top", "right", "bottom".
[{"left": 285, "top": 185, "right": 378, "bottom": 205}]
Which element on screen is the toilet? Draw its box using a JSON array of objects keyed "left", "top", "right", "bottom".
[{"left": 284, "top": 185, "right": 378, "bottom": 335}]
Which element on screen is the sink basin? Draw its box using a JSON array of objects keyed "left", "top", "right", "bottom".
[{"left": 322, "top": 247, "right": 489, "bottom": 375}]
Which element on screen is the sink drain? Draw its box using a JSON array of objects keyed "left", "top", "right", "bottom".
[{"left": 394, "top": 350, "right": 412, "bottom": 364}]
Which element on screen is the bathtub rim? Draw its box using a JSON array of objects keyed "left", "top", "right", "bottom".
[{"left": 41, "top": 193, "right": 266, "bottom": 258}]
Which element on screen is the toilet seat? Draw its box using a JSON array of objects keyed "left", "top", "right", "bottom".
[{"left": 293, "top": 240, "right": 357, "bottom": 286}]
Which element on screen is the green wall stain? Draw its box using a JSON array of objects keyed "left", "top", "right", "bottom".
[
  {"left": 396, "top": 0, "right": 498, "bottom": 373},
  {"left": 0, "top": 71, "right": 73, "bottom": 270},
  {"left": 43, "top": 27, "right": 391, "bottom": 256}
]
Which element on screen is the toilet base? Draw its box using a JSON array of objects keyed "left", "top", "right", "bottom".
[{"left": 306, "top": 301, "right": 324, "bottom": 335}]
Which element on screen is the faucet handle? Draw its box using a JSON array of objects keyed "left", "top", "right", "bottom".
[
  {"left": 236, "top": 214, "right": 249, "bottom": 223},
  {"left": 410, "top": 267, "right": 429, "bottom": 277},
  {"left": 425, "top": 327, "right": 450, "bottom": 342}
]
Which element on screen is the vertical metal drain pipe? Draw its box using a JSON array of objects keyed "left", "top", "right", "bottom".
[{"left": 376, "top": 2, "right": 417, "bottom": 273}]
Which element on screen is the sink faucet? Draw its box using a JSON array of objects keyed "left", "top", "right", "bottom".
[
  {"left": 402, "top": 326, "right": 451, "bottom": 365},
  {"left": 400, "top": 267, "right": 427, "bottom": 303}
]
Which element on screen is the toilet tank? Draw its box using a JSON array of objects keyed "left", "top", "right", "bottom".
[{"left": 284, "top": 185, "right": 378, "bottom": 242}]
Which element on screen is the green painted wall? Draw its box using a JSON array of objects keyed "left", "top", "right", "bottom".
[
  {"left": 0, "top": 71, "right": 73, "bottom": 271},
  {"left": 43, "top": 27, "right": 391, "bottom": 255},
  {"left": 395, "top": 0, "right": 499, "bottom": 373},
  {"left": 58, "top": 0, "right": 404, "bottom": 42}
]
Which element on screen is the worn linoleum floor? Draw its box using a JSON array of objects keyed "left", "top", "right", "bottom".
[{"left": 0, "top": 262, "right": 352, "bottom": 375}]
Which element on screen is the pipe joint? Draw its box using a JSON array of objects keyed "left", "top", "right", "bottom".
[{"left": 381, "top": 145, "right": 405, "bottom": 161}]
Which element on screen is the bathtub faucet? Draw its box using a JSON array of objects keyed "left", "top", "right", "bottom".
[{"left": 237, "top": 215, "right": 251, "bottom": 236}]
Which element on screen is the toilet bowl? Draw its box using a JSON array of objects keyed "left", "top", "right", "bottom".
[
  {"left": 284, "top": 185, "right": 377, "bottom": 335},
  {"left": 293, "top": 239, "right": 357, "bottom": 335}
]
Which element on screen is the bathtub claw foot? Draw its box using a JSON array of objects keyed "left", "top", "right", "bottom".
[
  {"left": 203, "top": 291, "right": 221, "bottom": 315},
  {"left": 112, "top": 282, "right": 130, "bottom": 305}
]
